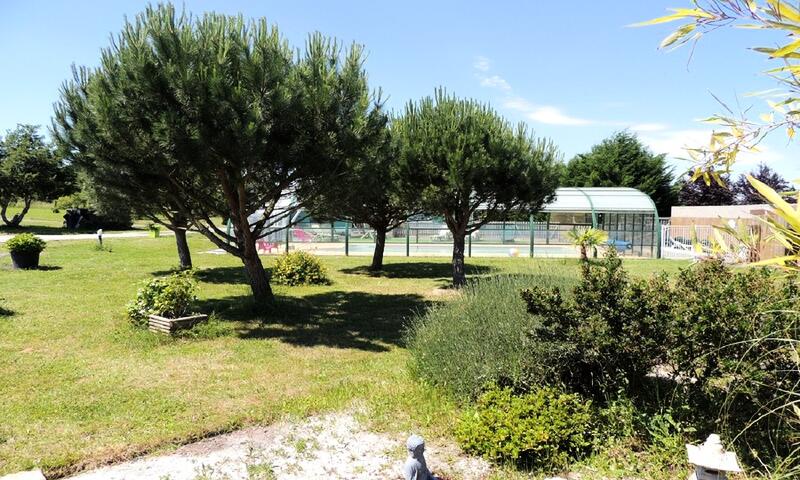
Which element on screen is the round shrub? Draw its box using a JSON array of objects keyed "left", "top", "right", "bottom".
[
  {"left": 272, "top": 251, "right": 330, "bottom": 286},
  {"left": 5, "top": 233, "right": 46, "bottom": 254},
  {"left": 456, "top": 385, "right": 593, "bottom": 469},
  {"left": 406, "top": 275, "right": 574, "bottom": 401},
  {"left": 126, "top": 272, "right": 197, "bottom": 327}
]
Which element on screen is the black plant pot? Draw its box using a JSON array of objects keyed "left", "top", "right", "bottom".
[{"left": 10, "top": 251, "right": 40, "bottom": 269}]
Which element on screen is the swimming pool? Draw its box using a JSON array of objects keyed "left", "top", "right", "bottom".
[{"left": 289, "top": 242, "right": 579, "bottom": 258}]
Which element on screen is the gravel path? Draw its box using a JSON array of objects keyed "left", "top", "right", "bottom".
[
  {"left": 0, "top": 231, "right": 170, "bottom": 243},
  {"left": 64, "top": 412, "right": 491, "bottom": 480}
]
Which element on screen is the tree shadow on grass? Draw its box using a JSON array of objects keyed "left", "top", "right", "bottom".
[
  {"left": 0, "top": 264, "right": 62, "bottom": 272},
  {"left": 192, "top": 266, "right": 250, "bottom": 285},
  {"left": 151, "top": 266, "right": 253, "bottom": 285},
  {"left": 196, "top": 290, "right": 430, "bottom": 351},
  {"left": 341, "top": 261, "right": 493, "bottom": 279}
]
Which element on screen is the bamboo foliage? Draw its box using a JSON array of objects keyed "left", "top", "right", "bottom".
[{"left": 636, "top": 1, "right": 800, "bottom": 181}]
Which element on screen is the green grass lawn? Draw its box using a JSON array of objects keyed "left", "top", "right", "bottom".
[{"left": 0, "top": 235, "right": 688, "bottom": 477}]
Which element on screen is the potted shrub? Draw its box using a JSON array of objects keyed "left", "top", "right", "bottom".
[
  {"left": 5, "top": 233, "right": 46, "bottom": 269},
  {"left": 126, "top": 272, "right": 207, "bottom": 334},
  {"left": 147, "top": 223, "right": 161, "bottom": 238}
]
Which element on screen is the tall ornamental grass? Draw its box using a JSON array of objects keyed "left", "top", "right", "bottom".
[{"left": 406, "top": 273, "right": 576, "bottom": 401}]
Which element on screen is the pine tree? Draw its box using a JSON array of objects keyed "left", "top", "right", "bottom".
[
  {"left": 394, "top": 90, "right": 561, "bottom": 287},
  {"left": 562, "top": 131, "right": 676, "bottom": 216},
  {"left": 54, "top": 4, "right": 377, "bottom": 302}
]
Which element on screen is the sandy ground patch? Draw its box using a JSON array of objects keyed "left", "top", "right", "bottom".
[{"left": 64, "top": 411, "right": 491, "bottom": 480}]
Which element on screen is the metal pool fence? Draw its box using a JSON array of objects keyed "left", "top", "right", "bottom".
[{"left": 256, "top": 220, "right": 660, "bottom": 258}]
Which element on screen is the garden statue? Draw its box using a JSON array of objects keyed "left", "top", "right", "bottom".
[
  {"left": 686, "top": 434, "right": 741, "bottom": 480},
  {"left": 403, "top": 434, "right": 439, "bottom": 480}
]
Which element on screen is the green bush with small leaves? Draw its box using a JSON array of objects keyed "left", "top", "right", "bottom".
[
  {"left": 126, "top": 272, "right": 198, "bottom": 327},
  {"left": 456, "top": 385, "right": 593, "bottom": 469},
  {"left": 5, "top": 233, "right": 46, "bottom": 254},
  {"left": 521, "top": 253, "right": 799, "bottom": 468},
  {"left": 271, "top": 251, "right": 330, "bottom": 286}
]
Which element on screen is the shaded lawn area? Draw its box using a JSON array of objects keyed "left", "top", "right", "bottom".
[{"left": 0, "top": 236, "right": 687, "bottom": 476}]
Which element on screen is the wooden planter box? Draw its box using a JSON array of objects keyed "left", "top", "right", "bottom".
[{"left": 148, "top": 313, "right": 207, "bottom": 334}]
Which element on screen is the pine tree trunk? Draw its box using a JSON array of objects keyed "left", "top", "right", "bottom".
[
  {"left": 174, "top": 227, "right": 193, "bottom": 270},
  {"left": 242, "top": 246, "right": 273, "bottom": 303},
  {"left": 370, "top": 227, "right": 387, "bottom": 271},
  {"left": 452, "top": 231, "right": 467, "bottom": 288}
]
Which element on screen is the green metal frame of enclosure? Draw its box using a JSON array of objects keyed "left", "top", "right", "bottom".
[{"left": 230, "top": 187, "right": 662, "bottom": 258}]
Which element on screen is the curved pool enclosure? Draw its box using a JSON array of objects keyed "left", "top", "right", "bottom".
[
  {"left": 540, "top": 187, "right": 661, "bottom": 258},
  {"left": 249, "top": 187, "right": 662, "bottom": 259}
]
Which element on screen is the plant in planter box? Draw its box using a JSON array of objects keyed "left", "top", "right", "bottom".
[
  {"left": 147, "top": 223, "right": 161, "bottom": 238},
  {"left": 126, "top": 271, "right": 205, "bottom": 333},
  {"left": 5, "top": 233, "right": 46, "bottom": 269}
]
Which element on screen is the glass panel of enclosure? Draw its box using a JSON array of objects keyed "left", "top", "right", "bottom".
[
  {"left": 596, "top": 211, "right": 658, "bottom": 258},
  {"left": 278, "top": 212, "right": 659, "bottom": 258}
]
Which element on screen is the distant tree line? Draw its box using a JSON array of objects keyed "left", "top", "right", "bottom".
[
  {"left": 561, "top": 130, "right": 795, "bottom": 213},
  {"left": 674, "top": 163, "right": 794, "bottom": 207}
]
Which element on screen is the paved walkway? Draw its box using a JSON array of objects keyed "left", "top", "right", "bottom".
[{"left": 0, "top": 231, "right": 172, "bottom": 243}]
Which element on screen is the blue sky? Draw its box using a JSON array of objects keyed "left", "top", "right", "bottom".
[{"left": 1, "top": 0, "right": 797, "bottom": 179}]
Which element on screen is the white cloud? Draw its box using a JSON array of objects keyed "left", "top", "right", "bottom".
[
  {"left": 527, "top": 106, "right": 592, "bottom": 126},
  {"left": 480, "top": 75, "right": 511, "bottom": 91},
  {"left": 639, "top": 128, "right": 785, "bottom": 173},
  {"left": 503, "top": 97, "right": 592, "bottom": 126},
  {"left": 502, "top": 97, "right": 534, "bottom": 111},
  {"left": 630, "top": 123, "right": 669, "bottom": 132},
  {"left": 473, "top": 56, "right": 490, "bottom": 72},
  {"left": 639, "top": 129, "right": 708, "bottom": 161}
]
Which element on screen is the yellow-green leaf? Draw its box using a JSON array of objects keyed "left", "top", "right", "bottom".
[
  {"left": 771, "top": 38, "right": 800, "bottom": 57},
  {"left": 691, "top": 225, "right": 704, "bottom": 254},
  {"left": 631, "top": 8, "right": 713, "bottom": 27},
  {"left": 660, "top": 24, "right": 697, "bottom": 48},
  {"left": 748, "top": 175, "right": 800, "bottom": 231},
  {"left": 630, "top": 14, "right": 691, "bottom": 26},
  {"left": 768, "top": 0, "right": 800, "bottom": 23},
  {"left": 749, "top": 255, "right": 800, "bottom": 267},
  {"left": 713, "top": 227, "right": 730, "bottom": 252}
]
